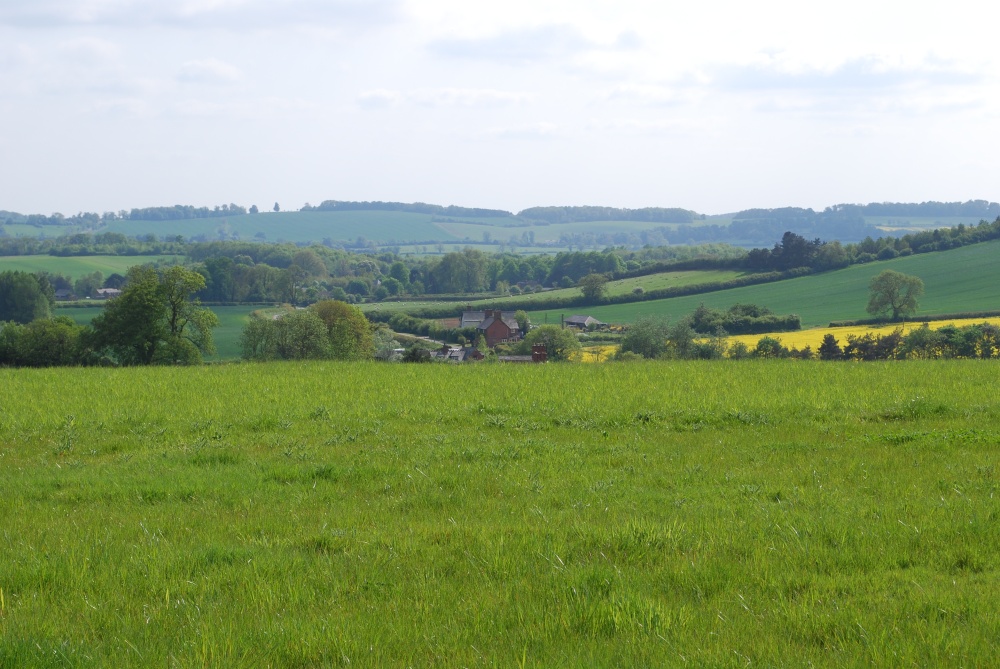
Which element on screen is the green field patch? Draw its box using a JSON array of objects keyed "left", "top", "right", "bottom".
[
  {"left": 99, "top": 210, "right": 462, "bottom": 244},
  {"left": 528, "top": 239, "right": 1000, "bottom": 326},
  {"left": 0, "top": 254, "right": 183, "bottom": 279},
  {"left": 2, "top": 361, "right": 1000, "bottom": 665}
]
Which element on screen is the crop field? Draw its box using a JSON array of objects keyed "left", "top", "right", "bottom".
[
  {"left": 1, "top": 362, "right": 998, "bottom": 666},
  {"left": 867, "top": 215, "right": 989, "bottom": 233},
  {"left": 723, "top": 317, "right": 1000, "bottom": 352},
  {"left": 0, "top": 255, "right": 183, "bottom": 279},
  {"left": 529, "top": 239, "right": 1000, "bottom": 327},
  {"left": 434, "top": 219, "right": 683, "bottom": 243}
]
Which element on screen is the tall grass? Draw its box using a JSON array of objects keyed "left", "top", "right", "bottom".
[{"left": 1, "top": 362, "right": 998, "bottom": 666}]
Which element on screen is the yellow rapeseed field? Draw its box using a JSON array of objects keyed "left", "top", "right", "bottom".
[
  {"left": 722, "top": 317, "right": 1000, "bottom": 351},
  {"left": 576, "top": 317, "right": 1000, "bottom": 361}
]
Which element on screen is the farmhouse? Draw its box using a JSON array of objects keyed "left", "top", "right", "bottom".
[
  {"left": 461, "top": 309, "right": 522, "bottom": 348},
  {"left": 96, "top": 288, "right": 122, "bottom": 298}
]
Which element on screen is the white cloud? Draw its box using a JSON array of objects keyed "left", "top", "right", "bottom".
[
  {"left": 427, "top": 24, "right": 636, "bottom": 65},
  {"left": 178, "top": 58, "right": 243, "bottom": 84},
  {"left": 0, "top": 0, "right": 401, "bottom": 29},
  {"left": 484, "top": 122, "right": 558, "bottom": 140},
  {"left": 358, "top": 87, "right": 529, "bottom": 109}
]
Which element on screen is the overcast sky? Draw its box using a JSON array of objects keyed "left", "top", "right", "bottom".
[{"left": 2, "top": 0, "right": 998, "bottom": 216}]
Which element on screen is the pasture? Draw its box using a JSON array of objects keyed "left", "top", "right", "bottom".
[
  {"left": 1, "top": 361, "right": 998, "bottom": 666},
  {"left": 528, "top": 239, "right": 1000, "bottom": 327},
  {"left": 0, "top": 255, "right": 183, "bottom": 279}
]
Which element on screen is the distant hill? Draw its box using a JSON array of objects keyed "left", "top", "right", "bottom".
[{"left": 3, "top": 199, "right": 998, "bottom": 249}]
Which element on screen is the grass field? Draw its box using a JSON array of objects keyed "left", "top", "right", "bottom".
[
  {"left": 99, "top": 211, "right": 464, "bottom": 245},
  {"left": 1, "top": 361, "right": 998, "bottom": 666},
  {"left": 0, "top": 255, "right": 183, "bottom": 279},
  {"left": 528, "top": 240, "right": 1000, "bottom": 327}
]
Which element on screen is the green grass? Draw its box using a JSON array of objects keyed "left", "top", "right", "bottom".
[
  {"left": 99, "top": 211, "right": 464, "bottom": 244},
  {"left": 0, "top": 255, "right": 183, "bottom": 279},
  {"left": 529, "top": 240, "right": 1000, "bottom": 326},
  {"left": 0, "top": 361, "right": 998, "bottom": 666}
]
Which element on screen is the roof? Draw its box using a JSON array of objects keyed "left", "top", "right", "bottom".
[
  {"left": 498, "top": 355, "right": 534, "bottom": 363},
  {"left": 461, "top": 310, "right": 519, "bottom": 329},
  {"left": 565, "top": 315, "right": 604, "bottom": 326},
  {"left": 478, "top": 316, "right": 520, "bottom": 333}
]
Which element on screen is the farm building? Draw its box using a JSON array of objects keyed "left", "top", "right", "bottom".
[
  {"left": 563, "top": 315, "right": 606, "bottom": 330},
  {"left": 461, "top": 309, "right": 523, "bottom": 348}
]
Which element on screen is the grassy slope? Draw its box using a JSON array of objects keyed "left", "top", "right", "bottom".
[
  {"left": 100, "top": 211, "right": 464, "bottom": 244},
  {"left": 528, "top": 240, "right": 1000, "bottom": 327},
  {"left": 1, "top": 361, "right": 997, "bottom": 666},
  {"left": 0, "top": 255, "right": 183, "bottom": 279}
]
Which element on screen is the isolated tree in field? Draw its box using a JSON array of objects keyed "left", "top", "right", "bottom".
[
  {"left": 866, "top": 270, "right": 924, "bottom": 320},
  {"left": 577, "top": 273, "right": 608, "bottom": 301},
  {"left": 0, "top": 270, "right": 53, "bottom": 323},
  {"left": 90, "top": 265, "right": 218, "bottom": 365}
]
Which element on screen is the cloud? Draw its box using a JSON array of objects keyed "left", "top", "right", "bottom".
[
  {"left": 428, "top": 24, "right": 636, "bottom": 65},
  {"left": 711, "top": 56, "right": 982, "bottom": 93},
  {"left": 358, "top": 88, "right": 530, "bottom": 109},
  {"left": 0, "top": 0, "right": 400, "bottom": 30},
  {"left": 178, "top": 58, "right": 243, "bottom": 84},
  {"left": 57, "top": 37, "right": 121, "bottom": 62},
  {"left": 484, "top": 122, "right": 558, "bottom": 140}
]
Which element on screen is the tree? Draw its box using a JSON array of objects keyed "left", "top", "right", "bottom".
[
  {"left": 310, "top": 300, "right": 374, "bottom": 360},
  {"left": 0, "top": 271, "right": 53, "bottom": 323},
  {"left": 517, "top": 324, "right": 580, "bottom": 361},
  {"left": 818, "top": 334, "right": 843, "bottom": 361},
  {"left": 618, "top": 316, "right": 670, "bottom": 359},
  {"left": 514, "top": 309, "right": 530, "bottom": 334},
  {"left": 866, "top": 270, "right": 924, "bottom": 320},
  {"left": 577, "top": 273, "right": 608, "bottom": 301},
  {"left": 90, "top": 265, "right": 218, "bottom": 365},
  {"left": 273, "top": 202, "right": 280, "bottom": 212}
]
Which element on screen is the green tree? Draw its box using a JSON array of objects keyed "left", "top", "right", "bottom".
[
  {"left": 274, "top": 310, "right": 328, "bottom": 360},
  {"left": 866, "top": 270, "right": 924, "bottom": 320},
  {"left": 310, "top": 300, "right": 374, "bottom": 360},
  {"left": 90, "top": 265, "right": 218, "bottom": 365},
  {"left": 618, "top": 316, "right": 670, "bottom": 359},
  {"left": 517, "top": 324, "right": 580, "bottom": 361},
  {"left": 577, "top": 273, "right": 608, "bottom": 301},
  {"left": 0, "top": 271, "right": 53, "bottom": 323},
  {"left": 817, "top": 334, "right": 843, "bottom": 361},
  {"left": 514, "top": 309, "right": 530, "bottom": 334}
]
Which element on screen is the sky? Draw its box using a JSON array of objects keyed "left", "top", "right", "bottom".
[{"left": 2, "top": 0, "right": 998, "bottom": 216}]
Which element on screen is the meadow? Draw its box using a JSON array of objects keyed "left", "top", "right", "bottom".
[
  {"left": 528, "top": 239, "right": 1000, "bottom": 327},
  {"left": 0, "top": 255, "right": 183, "bottom": 280},
  {"left": 1, "top": 361, "right": 998, "bottom": 666},
  {"left": 100, "top": 211, "right": 465, "bottom": 245}
]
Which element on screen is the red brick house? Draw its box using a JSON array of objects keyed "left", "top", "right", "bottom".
[{"left": 463, "top": 309, "right": 522, "bottom": 348}]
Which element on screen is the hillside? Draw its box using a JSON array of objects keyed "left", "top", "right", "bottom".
[
  {"left": 5, "top": 199, "right": 997, "bottom": 248},
  {"left": 527, "top": 239, "right": 1000, "bottom": 327}
]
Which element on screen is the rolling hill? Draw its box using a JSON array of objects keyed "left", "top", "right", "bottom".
[{"left": 526, "top": 240, "right": 1000, "bottom": 328}]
